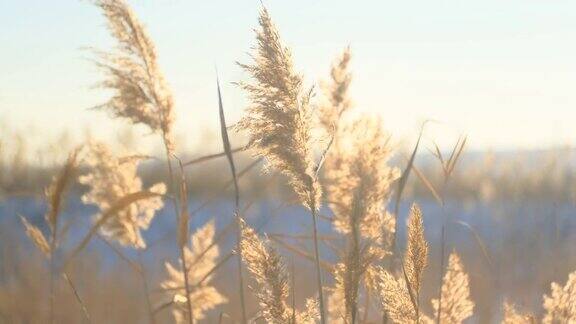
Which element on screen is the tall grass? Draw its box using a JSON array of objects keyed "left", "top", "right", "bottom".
[
  {"left": 3, "top": 0, "right": 576, "bottom": 323},
  {"left": 235, "top": 7, "right": 327, "bottom": 322}
]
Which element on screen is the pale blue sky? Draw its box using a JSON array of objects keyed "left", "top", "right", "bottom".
[{"left": 1, "top": 0, "right": 576, "bottom": 153}]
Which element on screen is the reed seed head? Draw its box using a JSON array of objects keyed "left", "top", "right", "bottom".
[
  {"left": 44, "top": 149, "right": 79, "bottom": 236},
  {"left": 297, "top": 298, "right": 320, "bottom": 324},
  {"left": 79, "top": 142, "right": 166, "bottom": 249},
  {"left": 161, "top": 220, "right": 227, "bottom": 322},
  {"left": 93, "top": 0, "right": 176, "bottom": 151},
  {"left": 236, "top": 7, "right": 321, "bottom": 211},
  {"left": 543, "top": 270, "right": 576, "bottom": 323},
  {"left": 325, "top": 116, "right": 400, "bottom": 244},
  {"left": 376, "top": 267, "right": 419, "bottom": 324},
  {"left": 19, "top": 215, "right": 51, "bottom": 257},
  {"left": 240, "top": 220, "right": 291, "bottom": 323},
  {"left": 405, "top": 203, "right": 428, "bottom": 296},
  {"left": 502, "top": 301, "right": 535, "bottom": 324},
  {"left": 319, "top": 46, "right": 352, "bottom": 135},
  {"left": 240, "top": 220, "right": 319, "bottom": 323},
  {"left": 431, "top": 252, "right": 474, "bottom": 324}
]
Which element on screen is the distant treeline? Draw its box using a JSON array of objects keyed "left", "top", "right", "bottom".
[{"left": 3, "top": 142, "right": 576, "bottom": 204}]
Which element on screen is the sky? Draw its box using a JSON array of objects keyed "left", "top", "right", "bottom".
[{"left": 1, "top": 0, "right": 576, "bottom": 154}]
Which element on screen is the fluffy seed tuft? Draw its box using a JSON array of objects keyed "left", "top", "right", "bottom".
[
  {"left": 502, "top": 301, "right": 535, "bottom": 324},
  {"left": 19, "top": 215, "right": 51, "bottom": 257},
  {"left": 405, "top": 203, "right": 428, "bottom": 297},
  {"left": 161, "top": 220, "right": 227, "bottom": 322},
  {"left": 319, "top": 46, "right": 352, "bottom": 135},
  {"left": 542, "top": 270, "right": 576, "bottom": 323},
  {"left": 240, "top": 220, "right": 319, "bottom": 323},
  {"left": 431, "top": 252, "right": 474, "bottom": 324},
  {"left": 79, "top": 142, "right": 166, "bottom": 249},
  {"left": 93, "top": 0, "right": 176, "bottom": 151},
  {"left": 235, "top": 7, "right": 321, "bottom": 211}
]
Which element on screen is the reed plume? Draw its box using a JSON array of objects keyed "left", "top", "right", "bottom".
[
  {"left": 235, "top": 7, "right": 320, "bottom": 211},
  {"left": 240, "top": 220, "right": 318, "bottom": 324},
  {"left": 502, "top": 302, "right": 535, "bottom": 324},
  {"left": 91, "top": 1, "right": 200, "bottom": 321},
  {"left": 19, "top": 216, "right": 51, "bottom": 257},
  {"left": 325, "top": 117, "right": 399, "bottom": 243},
  {"left": 45, "top": 149, "right": 78, "bottom": 239},
  {"left": 431, "top": 252, "right": 474, "bottom": 324},
  {"left": 328, "top": 265, "right": 348, "bottom": 322},
  {"left": 241, "top": 220, "right": 290, "bottom": 322},
  {"left": 161, "top": 220, "right": 227, "bottom": 322},
  {"left": 542, "top": 270, "right": 576, "bottom": 323},
  {"left": 373, "top": 267, "right": 435, "bottom": 324},
  {"left": 298, "top": 299, "right": 321, "bottom": 324},
  {"left": 324, "top": 117, "right": 399, "bottom": 323},
  {"left": 19, "top": 150, "right": 90, "bottom": 323},
  {"left": 319, "top": 46, "right": 352, "bottom": 135},
  {"left": 329, "top": 257, "right": 376, "bottom": 324},
  {"left": 92, "top": 0, "right": 175, "bottom": 152},
  {"left": 79, "top": 142, "right": 166, "bottom": 249},
  {"left": 236, "top": 7, "right": 326, "bottom": 321},
  {"left": 404, "top": 203, "right": 428, "bottom": 302},
  {"left": 319, "top": 49, "right": 399, "bottom": 323},
  {"left": 376, "top": 268, "right": 421, "bottom": 324},
  {"left": 21, "top": 149, "right": 79, "bottom": 257},
  {"left": 375, "top": 203, "right": 430, "bottom": 323},
  {"left": 46, "top": 149, "right": 80, "bottom": 323}
]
